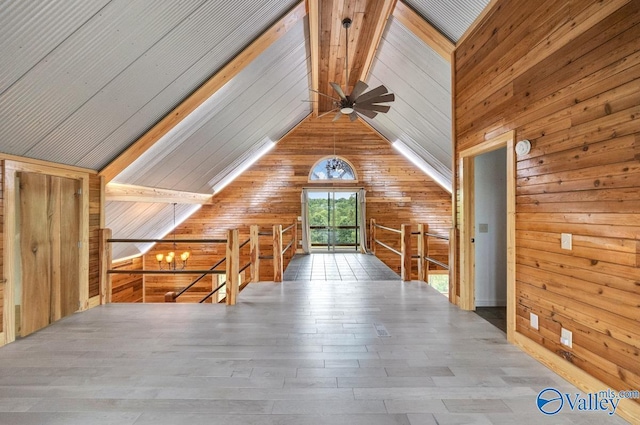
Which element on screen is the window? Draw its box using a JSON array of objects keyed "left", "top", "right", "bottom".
[{"left": 309, "top": 156, "right": 357, "bottom": 181}]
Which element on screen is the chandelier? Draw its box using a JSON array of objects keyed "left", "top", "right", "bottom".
[
  {"left": 326, "top": 135, "right": 348, "bottom": 178},
  {"left": 326, "top": 157, "right": 348, "bottom": 177},
  {"left": 156, "top": 203, "right": 190, "bottom": 270}
]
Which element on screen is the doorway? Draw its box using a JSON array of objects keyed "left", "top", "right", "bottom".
[
  {"left": 307, "top": 190, "right": 360, "bottom": 252},
  {"left": 473, "top": 148, "right": 507, "bottom": 332},
  {"left": 458, "top": 130, "right": 516, "bottom": 341}
]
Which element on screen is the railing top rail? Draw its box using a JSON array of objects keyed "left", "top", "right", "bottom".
[
  {"left": 108, "top": 269, "right": 226, "bottom": 275},
  {"left": 108, "top": 238, "right": 227, "bottom": 244},
  {"left": 374, "top": 223, "right": 401, "bottom": 234}
]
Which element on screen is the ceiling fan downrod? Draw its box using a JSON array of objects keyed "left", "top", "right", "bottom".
[{"left": 340, "top": 18, "right": 354, "bottom": 114}]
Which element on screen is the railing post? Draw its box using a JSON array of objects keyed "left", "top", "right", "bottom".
[
  {"left": 226, "top": 228, "right": 239, "bottom": 305},
  {"left": 370, "top": 219, "right": 376, "bottom": 255},
  {"left": 217, "top": 274, "right": 226, "bottom": 303},
  {"left": 417, "top": 224, "right": 427, "bottom": 283},
  {"left": 292, "top": 219, "right": 298, "bottom": 259},
  {"left": 449, "top": 228, "right": 456, "bottom": 303},
  {"left": 99, "top": 228, "right": 112, "bottom": 304},
  {"left": 401, "top": 224, "right": 412, "bottom": 281},
  {"left": 273, "top": 224, "right": 283, "bottom": 282},
  {"left": 425, "top": 225, "right": 430, "bottom": 284},
  {"left": 250, "top": 225, "right": 260, "bottom": 282}
]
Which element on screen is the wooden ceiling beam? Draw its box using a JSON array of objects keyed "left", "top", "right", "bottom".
[
  {"left": 393, "top": 0, "right": 454, "bottom": 62},
  {"left": 307, "top": 0, "right": 320, "bottom": 117},
  {"left": 105, "top": 183, "right": 213, "bottom": 204},
  {"left": 99, "top": 1, "right": 307, "bottom": 183},
  {"left": 357, "top": 0, "right": 396, "bottom": 82}
]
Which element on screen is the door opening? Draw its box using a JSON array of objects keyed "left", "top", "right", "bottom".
[
  {"left": 458, "top": 130, "right": 516, "bottom": 342},
  {"left": 473, "top": 148, "right": 507, "bottom": 333},
  {"left": 307, "top": 190, "right": 359, "bottom": 252}
]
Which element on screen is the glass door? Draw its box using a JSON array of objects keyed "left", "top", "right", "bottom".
[{"left": 308, "top": 191, "right": 359, "bottom": 252}]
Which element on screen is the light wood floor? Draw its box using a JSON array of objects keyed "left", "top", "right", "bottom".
[{"left": 0, "top": 279, "right": 628, "bottom": 424}]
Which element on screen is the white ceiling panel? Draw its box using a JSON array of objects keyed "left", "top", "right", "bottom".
[
  {"left": 112, "top": 19, "right": 311, "bottom": 193},
  {"left": 1, "top": 0, "right": 205, "bottom": 157},
  {"left": 0, "top": 0, "right": 111, "bottom": 94},
  {"left": 365, "top": 17, "right": 452, "bottom": 179},
  {"left": 403, "top": 0, "right": 491, "bottom": 42},
  {"left": 0, "top": 0, "right": 299, "bottom": 169}
]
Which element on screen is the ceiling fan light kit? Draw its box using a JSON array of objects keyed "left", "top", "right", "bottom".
[{"left": 314, "top": 17, "right": 395, "bottom": 121}]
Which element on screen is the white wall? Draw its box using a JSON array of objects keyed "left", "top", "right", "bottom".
[{"left": 474, "top": 148, "right": 507, "bottom": 307}]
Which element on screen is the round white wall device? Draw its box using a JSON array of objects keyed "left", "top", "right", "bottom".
[{"left": 515, "top": 139, "right": 531, "bottom": 156}]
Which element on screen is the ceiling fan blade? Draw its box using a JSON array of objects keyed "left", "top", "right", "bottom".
[
  {"left": 310, "top": 89, "right": 340, "bottom": 102},
  {"left": 350, "top": 80, "right": 368, "bottom": 99},
  {"left": 333, "top": 111, "right": 343, "bottom": 122},
  {"left": 317, "top": 107, "right": 339, "bottom": 119},
  {"left": 330, "top": 82, "right": 347, "bottom": 100},
  {"left": 354, "top": 85, "right": 389, "bottom": 103},
  {"left": 349, "top": 111, "right": 359, "bottom": 122},
  {"left": 355, "top": 104, "right": 390, "bottom": 114},
  {"left": 358, "top": 93, "right": 395, "bottom": 105},
  {"left": 354, "top": 108, "right": 377, "bottom": 119}
]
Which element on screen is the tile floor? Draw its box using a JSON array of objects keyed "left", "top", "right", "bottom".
[
  {"left": 0, "top": 274, "right": 629, "bottom": 424},
  {"left": 283, "top": 253, "right": 400, "bottom": 281}
]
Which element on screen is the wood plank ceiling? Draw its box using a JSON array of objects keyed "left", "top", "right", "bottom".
[{"left": 314, "top": 0, "right": 396, "bottom": 114}]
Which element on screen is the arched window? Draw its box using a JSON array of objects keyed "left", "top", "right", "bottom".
[{"left": 308, "top": 156, "right": 358, "bottom": 181}]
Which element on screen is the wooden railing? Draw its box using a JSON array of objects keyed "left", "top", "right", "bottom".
[
  {"left": 370, "top": 219, "right": 453, "bottom": 285},
  {"left": 251, "top": 219, "right": 297, "bottom": 282},
  {"left": 99, "top": 221, "right": 297, "bottom": 306}
]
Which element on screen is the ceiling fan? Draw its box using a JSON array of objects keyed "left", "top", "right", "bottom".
[{"left": 313, "top": 18, "right": 395, "bottom": 122}]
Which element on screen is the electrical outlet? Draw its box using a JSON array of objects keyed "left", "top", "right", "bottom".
[
  {"left": 561, "top": 328, "right": 572, "bottom": 348},
  {"left": 478, "top": 223, "right": 489, "bottom": 233},
  {"left": 561, "top": 233, "right": 572, "bottom": 250},
  {"left": 530, "top": 312, "right": 539, "bottom": 330}
]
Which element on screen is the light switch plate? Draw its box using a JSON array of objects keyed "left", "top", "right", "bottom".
[
  {"left": 561, "top": 328, "right": 572, "bottom": 348},
  {"left": 479, "top": 223, "right": 489, "bottom": 233},
  {"left": 561, "top": 233, "right": 572, "bottom": 250},
  {"left": 530, "top": 312, "right": 539, "bottom": 330}
]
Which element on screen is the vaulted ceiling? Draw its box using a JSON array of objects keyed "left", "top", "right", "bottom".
[{"left": 0, "top": 0, "right": 490, "bottom": 259}]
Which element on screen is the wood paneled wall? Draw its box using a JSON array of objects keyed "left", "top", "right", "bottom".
[
  {"left": 111, "top": 258, "right": 144, "bottom": 303},
  {"left": 0, "top": 161, "right": 3, "bottom": 333},
  {"left": 143, "top": 115, "right": 451, "bottom": 300},
  {"left": 455, "top": 0, "right": 640, "bottom": 406}
]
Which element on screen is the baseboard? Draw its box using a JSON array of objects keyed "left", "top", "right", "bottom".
[
  {"left": 87, "top": 295, "right": 101, "bottom": 309},
  {"left": 514, "top": 332, "right": 639, "bottom": 424}
]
